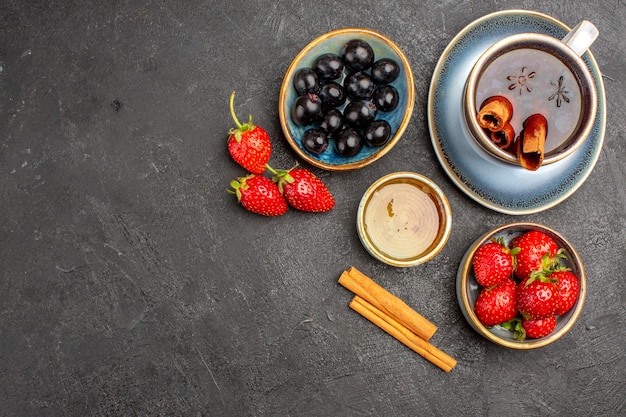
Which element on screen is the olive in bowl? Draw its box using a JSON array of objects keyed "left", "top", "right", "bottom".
[{"left": 279, "top": 28, "right": 415, "bottom": 171}]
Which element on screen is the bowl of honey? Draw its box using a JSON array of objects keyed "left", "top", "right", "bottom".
[{"left": 356, "top": 172, "right": 452, "bottom": 267}]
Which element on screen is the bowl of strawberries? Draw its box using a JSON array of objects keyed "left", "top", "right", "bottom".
[{"left": 456, "top": 222, "right": 586, "bottom": 349}]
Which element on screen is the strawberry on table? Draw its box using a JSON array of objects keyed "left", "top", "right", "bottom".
[
  {"left": 474, "top": 279, "right": 518, "bottom": 327},
  {"left": 472, "top": 237, "right": 519, "bottom": 287},
  {"left": 228, "top": 174, "right": 287, "bottom": 216},
  {"left": 513, "top": 230, "right": 559, "bottom": 281},
  {"left": 227, "top": 91, "right": 272, "bottom": 174},
  {"left": 268, "top": 165, "right": 335, "bottom": 213}
]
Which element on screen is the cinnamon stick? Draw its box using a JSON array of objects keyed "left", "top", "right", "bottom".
[
  {"left": 350, "top": 296, "right": 457, "bottom": 372},
  {"left": 517, "top": 113, "right": 548, "bottom": 171},
  {"left": 477, "top": 95, "right": 513, "bottom": 132},
  {"left": 338, "top": 267, "right": 437, "bottom": 341},
  {"left": 490, "top": 122, "right": 515, "bottom": 149}
]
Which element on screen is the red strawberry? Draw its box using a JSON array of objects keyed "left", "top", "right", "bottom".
[
  {"left": 472, "top": 237, "right": 519, "bottom": 287},
  {"left": 552, "top": 269, "right": 579, "bottom": 316},
  {"left": 474, "top": 279, "right": 518, "bottom": 327},
  {"left": 516, "top": 274, "right": 558, "bottom": 320},
  {"left": 521, "top": 316, "right": 556, "bottom": 339},
  {"left": 227, "top": 91, "right": 272, "bottom": 174},
  {"left": 228, "top": 175, "right": 287, "bottom": 216},
  {"left": 268, "top": 165, "right": 335, "bottom": 212},
  {"left": 513, "top": 230, "right": 559, "bottom": 281}
]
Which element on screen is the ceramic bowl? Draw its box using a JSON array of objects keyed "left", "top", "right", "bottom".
[
  {"left": 356, "top": 172, "right": 452, "bottom": 267},
  {"left": 279, "top": 28, "right": 415, "bottom": 171},
  {"left": 456, "top": 222, "right": 586, "bottom": 349}
]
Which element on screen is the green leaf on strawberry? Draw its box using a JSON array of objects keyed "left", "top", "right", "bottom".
[{"left": 500, "top": 317, "right": 525, "bottom": 340}]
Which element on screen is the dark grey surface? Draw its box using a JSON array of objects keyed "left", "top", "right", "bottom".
[{"left": 1, "top": 1, "right": 624, "bottom": 416}]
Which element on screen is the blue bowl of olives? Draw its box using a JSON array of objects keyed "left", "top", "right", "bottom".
[{"left": 279, "top": 28, "right": 415, "bottom": 171}]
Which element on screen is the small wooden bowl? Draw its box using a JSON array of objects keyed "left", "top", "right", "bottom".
[
  {"left": 456, "top": 222, "right": 586, "bottom": 349},
  {"left": 279, "top": 28, "right": 415, "bottom": 171},
  {"left": 356, "top": 172, "right": 452, "bottom": 267}
]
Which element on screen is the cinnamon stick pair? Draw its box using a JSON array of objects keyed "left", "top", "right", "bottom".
[
  {"left": 339, "top": 267, "right": 457, "bottom": 372},
  {"left": 477, "top": 97, "right": 549, "bottom": 170},
  {"left": 477, "top": 96, "right": 515, "bottom": 149}
]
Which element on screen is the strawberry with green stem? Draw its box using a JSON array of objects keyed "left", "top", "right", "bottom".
[
  {"left": 541, "top": 251, "right": 579, "bottom": 316},
  {"left": 228, "top": 174, "right": 287, "bottom": 216},
  {"left": 474, "top": 279, "right": 518, "bottom": 327},
  {"left": 472, "top": 237, "right": 519, "bottom": 287},
  {"left": 502, "top": 316, "right": 556, "bottom": 340},
  {"left": 513, "top": 230, "right": 559, "bottom": 281},
  {"left": 522, "top": 316, "right": 557, "bottom": 339},
  {"left": 552, "top": 268, "right": 579, "bottom": 316},
  {"left": 516, "top": 255, "right": 560, "bottom": 320},
  {"left": 227, "top": 91, "right": 272, "bottom": 174},
  {"left": 267, "top": 164, "right": 335, "bottom": 213}
]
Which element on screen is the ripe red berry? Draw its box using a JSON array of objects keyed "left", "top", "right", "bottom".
[
  {"left": 227, "top": 91, "right": 272, "bottom": 174},
  {"left": 552, "top": 270, "right": 579, "bottom": 316},
  {"left": 521, "top": 316, "right": 557, "bottom": 339},
  {"left": 268, "top": 165, "right": 335, "bottom": 213},
  {"left": 472, "top": 237, "right": 518, "bottom": 287},
  {"left": 228, "top": 175, "right": 287, "bottom": 216},
  {"left": 474, "top": 279, "right": 518, "bottom": 327},
  {"left": 516, "top": 276, "right": 558, "bottom": 320},
  {"left": 513, "top": 231, "right": 559, "bottom": 281}
]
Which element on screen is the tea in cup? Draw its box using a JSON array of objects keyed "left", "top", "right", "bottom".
[{"left": 463, "top": 21, "right": 599, "bottom": 170}]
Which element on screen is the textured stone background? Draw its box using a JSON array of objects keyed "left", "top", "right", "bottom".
[{"left": 1, "top": 1, "right": 624, "bottom": 416}]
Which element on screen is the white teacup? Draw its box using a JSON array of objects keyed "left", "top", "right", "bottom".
[{"left": 463, "top": 21, "right": 599, "bottom": 167}]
